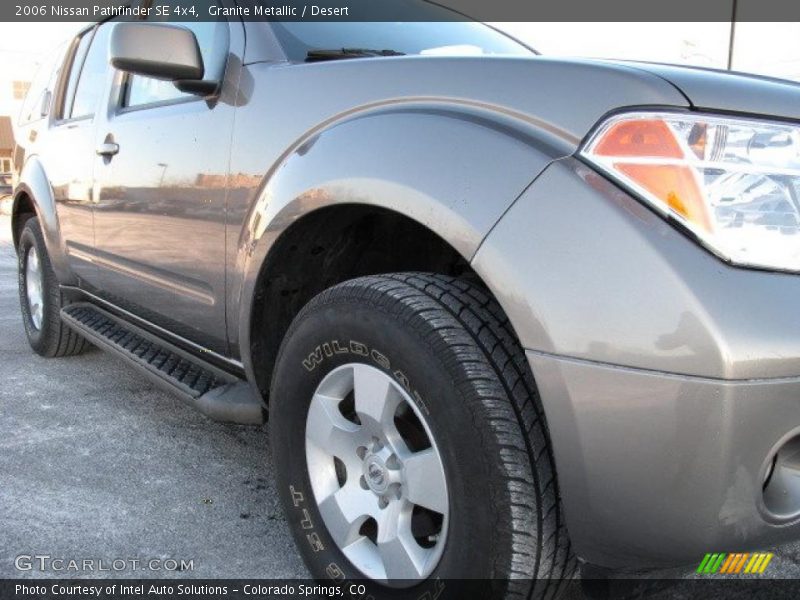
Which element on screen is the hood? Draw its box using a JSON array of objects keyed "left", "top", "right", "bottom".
[
  {"left": 606, "top": 60, "right": 800, "bottom": 122},
  {"left": 250, "top": 54, "right": 800, "bottom": 161},
  {"left": 258, "top": 55, "right": 691, "bottom": 156}
]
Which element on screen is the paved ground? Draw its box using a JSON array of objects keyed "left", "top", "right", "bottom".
[
  {"left": 0, "top": 215, "right": 307, "bottom": 580},
  {"left": 1, "top": 213, "right": 799, "bottom": 591}
]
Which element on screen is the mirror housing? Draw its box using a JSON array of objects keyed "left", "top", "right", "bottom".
[{"left": 110, "top": 23, "right": 215, "bottom": 94}]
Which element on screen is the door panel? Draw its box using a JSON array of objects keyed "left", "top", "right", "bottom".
[
  {"left": 47, "top": 120, "right": 98, "bottom": 286},
  {"left": 90, "top": 17, "right": 240, "bottom": 353},
  {"left": 46, "top": 24, "right": 113, "bottom": 289}
]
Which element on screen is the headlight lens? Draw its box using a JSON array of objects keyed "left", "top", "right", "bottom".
[{"left": 581, "top": 111, "right": 800, "bottom": 272}]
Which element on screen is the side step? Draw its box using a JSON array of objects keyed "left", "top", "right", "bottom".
[{"left": 61, "top": 303, "right": 264, "bottom": 425}]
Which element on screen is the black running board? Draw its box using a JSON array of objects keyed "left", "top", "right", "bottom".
[{"left": 61, "top": 303, "right": 264, "bottom": 425}]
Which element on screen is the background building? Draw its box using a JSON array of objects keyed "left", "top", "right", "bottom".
[{"left": 0, "top": 116, "right": 14, "bottom": 174}]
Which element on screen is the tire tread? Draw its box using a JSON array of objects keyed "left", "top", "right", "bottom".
[{"left": 298, "top": 273, "right": 576, "bottom": 599}]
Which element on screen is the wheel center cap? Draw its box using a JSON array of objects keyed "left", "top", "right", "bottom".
[{"left": 363, "top": 456, "right": 389, "bottom": 494}]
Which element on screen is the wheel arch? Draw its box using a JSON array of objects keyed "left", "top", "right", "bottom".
[
  {"left": 11, "top": 189, "right": 36, "bottom": 251},
  {"left": 244, "top": 204, "right": 478, "bottom": 399},
  {"left": 232, "top": 105, "right": 564, "bottom": 399},
  {"left": 12, "top": 157, "right": 74, "bottom": 284}
]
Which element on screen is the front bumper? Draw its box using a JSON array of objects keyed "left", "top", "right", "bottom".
[
  {"left": 529, "top": 351, "right": 800, "bottom": 568},
  {"left": 472, "top": 157, "right": 800, "bottom": 568}
]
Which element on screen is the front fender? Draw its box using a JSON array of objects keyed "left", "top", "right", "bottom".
[
  {"left": 13, "top": 156, "right": 75, "bottom": 285},
  {"left": 232, "top": 106, "right": 568, "bottom": 383},
  {"left": 472, "top": 157, "right": 800, "bottom": 565}
]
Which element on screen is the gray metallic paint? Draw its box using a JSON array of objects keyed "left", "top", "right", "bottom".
[
  {"left": 618, "top": 60, "right": 800, "bottom": 121},
  {"left": 109, "top": 22, "right": 206, "bottom": 82},
  {"left": 13, "top": 159, "right": 76, "bottom": 285},
  {"left": 224, "top": 55, "right": 689, "bottom": 371},
  {"left": 473, "top": 157, "right": 800, "bottom": 381},
  {"left": 13, "top": 19, "right": 800, "bottom": 570},
  {"left": 475, "top": 157, "right": 800, "bottom": 565},
  {"left": 528, "top": 351, "right": 800, "bottom": 568}
]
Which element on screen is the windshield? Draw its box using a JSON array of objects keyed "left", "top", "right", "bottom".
[{"left": 271, "top": 22, "right": 532, "bottom": 61}]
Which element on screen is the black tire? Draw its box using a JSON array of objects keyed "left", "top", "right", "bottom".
[
  {"left": 270, "top": 273, "right": 576, "bottom": 599},
  {"left": 17, "top": 216, "right": 89, "bottom": 357}
]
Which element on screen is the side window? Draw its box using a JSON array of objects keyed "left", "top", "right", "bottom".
[
  {"left": 60, "top": 29, "right": 93, "bottom": 119},
  {"left": 67, "top": 24, "right": 113, "bottom": 119},
  {"left": 123, "top": 2, "right": 228, "bottom": 109},
  {"left": 19, "top": 42, "right": 66, "bottom": 125}
]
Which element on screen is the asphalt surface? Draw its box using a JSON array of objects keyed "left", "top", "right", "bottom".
[
  {"left": 0, "top": 215, "right": 308, "bottom": 580},
  {"left": 1, "top": 213, "right": 800, "bottom": 592}
]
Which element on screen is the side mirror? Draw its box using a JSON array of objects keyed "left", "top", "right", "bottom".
[{"left": 110, "top": 23, "right": 217, "bottom": 95}]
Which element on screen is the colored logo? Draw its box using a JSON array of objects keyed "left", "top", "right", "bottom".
[{"left": 697, "top": 552, "right": 773, "bottom": 575}]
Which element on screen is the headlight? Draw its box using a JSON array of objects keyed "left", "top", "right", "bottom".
[{"left": 581, "top": 111, "right": 800, "bottom": 272}]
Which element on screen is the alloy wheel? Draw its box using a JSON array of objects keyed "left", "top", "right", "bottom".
[
  {"left": 25, "top": 245, "right": 44, "bottom": 330},
  {"left": 305, "top": 363, "right": 449, "bottom": 584}
]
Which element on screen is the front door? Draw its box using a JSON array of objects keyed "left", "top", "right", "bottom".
[{"left": 91, "top": 8, "right": 240, "bottom": 353}]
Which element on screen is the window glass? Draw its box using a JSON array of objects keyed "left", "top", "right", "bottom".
[
  {"left": 124, "top": 1, "right": 228, "bottom": 109},
  {"left": 273, "top": 22, "right": 530, "bottom": 61},
  {"left": 19, "top": 42, "right": 67, "bottom": 125},
  {"left": 60, "top": 30, "right": 93, "bottom": 119},
  {"left": 68, "top": 24, "right": 112, "bottom": 119},
  {"left": 270, "top": 1, "right": 531, "bottom": 63}
]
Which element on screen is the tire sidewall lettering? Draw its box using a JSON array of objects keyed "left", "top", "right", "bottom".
[
  {"left": 301, "top": 339, "right": 430, "bottom": 415},
  {"left": 285, "top": 479, "right": 446, "bottom": 600}
]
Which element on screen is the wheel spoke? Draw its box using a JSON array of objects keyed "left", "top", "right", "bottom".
[
  {"left": 318, "top": 484, "right": 372, "bottom": 548},
  {"left": 25, "top": 247, "right": 44, "bottom": 330},
  {"left": 376, "top": 500, "right": 426, "bottom": 580},
  {"left": 353, "top": 364, "right": 400, "bottom": 433},
  {"left": 306, "top": 392, "right": 361, "bottom": 460},
  {"left": 403, "top": 448, "right": 448, "bottom": 515},
  {"left": 29, "top": 248, "right": 39, "bottom": 274}
]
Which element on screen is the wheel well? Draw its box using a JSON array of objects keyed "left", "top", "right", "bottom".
[
  {"left": 12, "top": 192, "right": 36, "bottom": 251},
  {"left": 249, "top": 205, "right": 478, "bottom": 398}
]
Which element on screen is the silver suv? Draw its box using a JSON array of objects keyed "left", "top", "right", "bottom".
[{"left": 11, "top": 6, "right": 800, "bottom": 598}]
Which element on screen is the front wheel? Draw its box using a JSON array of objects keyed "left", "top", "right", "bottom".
[{"left": 270, "top": 273, "right": 575, "bottom": 599}]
